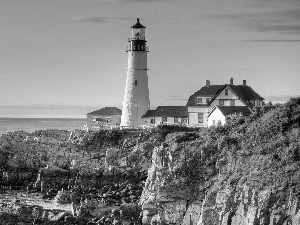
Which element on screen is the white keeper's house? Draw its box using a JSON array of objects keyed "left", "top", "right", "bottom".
[
  {"left": 186, "top": 77, "right": 264, "bottom": 127},
  {"left": 142, "top": 77, "right": 264, "bottom": 127}
]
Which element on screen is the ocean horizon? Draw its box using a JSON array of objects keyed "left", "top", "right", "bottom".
[{"left": 0, "top": 117, "right": 87, "bottom": 134}]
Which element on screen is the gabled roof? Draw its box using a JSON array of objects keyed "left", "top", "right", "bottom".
[
  {"left": 207, "top": 106, "right": 252, "bottom": 118},
  {"left": 87, "top": 107, "right": 122, "bottom": 116},
  {"left": 141, "top": 110, "right": 156, "bottom": 118},
  {"left": 209, "top": 84, "right": 264, "bottom": 108},
  {"left": 229, "top": 85, "right": 264, "bottom": 105},
  {"left": 186, "top": 85, "right": 224, "bottom": 106},
  {"left": 142, "top": 106, "right": 188, "bottom": 118},
  {"left": 187, "top": 84, "right": 264, "bottom": 108},
  {"left": 155, "top": 106, "right": 188, "bottom": 117},
  {"left": 131, "top": 18, "right": 146, "bottom": 29}
]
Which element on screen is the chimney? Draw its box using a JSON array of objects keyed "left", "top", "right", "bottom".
[
  {"left": 243, "top": 80, "right": 247, "bottom": 85},
  {"left": 230, "top": 77, "right": 233, "bottom": 85},
  {"left": 205, "top": 80, "right": 210, "bottom": 86}
]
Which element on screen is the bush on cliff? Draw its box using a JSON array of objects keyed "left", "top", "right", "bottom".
[{"left": 169, "top": 98, "right": 300, "bottom": 196}]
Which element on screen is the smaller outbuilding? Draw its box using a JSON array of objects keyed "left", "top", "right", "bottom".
[
  {"left": 142, "top": 106, "right": 189, "bottom": 127},
  {"left": 86, "top": 107, "right": 122, "bottom": 129},
  {"left": 207, "top": 106, "right": 252, "bottom": 126}
]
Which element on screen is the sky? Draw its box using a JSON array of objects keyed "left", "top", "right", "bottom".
[{"left": 0, "top": 0, "right": 299, "bottom": 118}]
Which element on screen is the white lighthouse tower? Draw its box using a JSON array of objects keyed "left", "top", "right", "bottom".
[{"left": 120, "top": 18, "right": 150, "bottom": 128}]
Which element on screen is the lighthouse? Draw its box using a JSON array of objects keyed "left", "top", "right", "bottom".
[{"left": 120, "top": 18, "right": 150, "bottom": 128}]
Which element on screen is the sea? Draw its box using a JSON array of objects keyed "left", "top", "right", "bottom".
[{"left": 0, "top": 118, "right": 87, "bottom": 134}]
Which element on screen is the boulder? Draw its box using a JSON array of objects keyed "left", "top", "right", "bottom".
[
  {"left": 105, "top": 148, "right": 119, "bottom": 164},
  {"left": 119, "top": 203, "right": 140, "bottom": 217},
  {"left": 50, "top": 211, "right": 68, "bottom": 221}
]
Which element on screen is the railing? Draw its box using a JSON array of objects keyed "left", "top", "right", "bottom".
[
  {"left": 130, "top": 37, "right": 146, "bottom": 41},
  {"left": 126, "top": 45, "right": 149, "bottom": 52}
]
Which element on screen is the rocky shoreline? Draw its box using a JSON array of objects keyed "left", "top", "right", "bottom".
[
  {"left": 0, "top": 128, "right": 152, "bottom": 224},
  {"left": 1, "top": 98, "right": 300, "bottom": 225}
]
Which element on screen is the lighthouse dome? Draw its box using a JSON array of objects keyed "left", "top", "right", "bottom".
[{"left": 131, "top": 18, "right": 146, "bottom": 28}]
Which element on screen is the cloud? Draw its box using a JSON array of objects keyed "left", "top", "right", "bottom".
[
  {"left": 263, "top": 95, "right": 300, "bottom": 103},
  {"left": 103, "top": 0, "right": 169, "bottom": 2},
  {"left": 216, "top": 9, "right": 300, "bottom": 35},
  {"left": 166, "top": 96, "right": 187, "bottom": 101},
  {"left": 244, "top": 40, "right": 300, "bottom": 42},
  {"left": 73, "top": 16, "right": 132, "bottom": 23},
  {"left": 166, "top": 99, "right": 187, "bottom": 101},
  {"left": 155, "top": 95, "right": 187, "bottom": 101},
  {"left": 0, "top": 104, "right": 123, "bottom": 118}
]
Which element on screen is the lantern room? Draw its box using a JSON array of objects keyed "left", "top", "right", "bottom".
[{"left": 131, "top": 18, "right": 146, "bottom": 40}]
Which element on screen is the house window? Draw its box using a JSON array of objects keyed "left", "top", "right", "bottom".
[
  {"left": 162, "top": 117, "right": 167, "bottom": 123},
  {"left": 135, "top": 80, "right": 137, "bottom": 86},
  {"left": 206, "top": 98, "right": 210, "bottom": 104},
  {"left": 230, "top": 100, "right": 235, "bottom": 106},
  {"left": 174, "top": 117, "right": 179, "bottom": 123},
  {"left": 181, "top": 117, "right": 188, "bottom": 123},
  {"left": 225, "top": 89, "right": 228, "bottom": 95},
  {"left": 197, "top": 97, "right": 202, "bottom": 104},
  {"left": 198, "top": 113, "right": 203, "bottom": 123},
  {"left": 106, "top": 117, "right": 111, "bottom": 124},
  {"left": 150, "top": 118, "right": 155, "bottom": 124},
  {"left": 219, "top": 99, "right": 224, "bottom": 106},
  {"left": 256, "top": 101, "right": 261, "bottom": 107}
]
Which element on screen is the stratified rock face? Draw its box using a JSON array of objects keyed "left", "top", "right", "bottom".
[
  {"left": 193, "top": 185, "right": 300, "bottom": 225},
  {"left": 140, "top": 145, "right": 188, "bottom": 224},
  {"left": 138, "top": 99, "right": 300, "bottom": 225},
  {"left": 139, "top": 131, "right": 300, "bottom": 222},
  {"left": 141, "top": 151, "right": 300, "bottom": 225}
]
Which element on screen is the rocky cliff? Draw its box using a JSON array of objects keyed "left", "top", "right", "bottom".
[
  {"left": 0, "top": 98, "right": 300, "bottom": 225},
  {"left": 140, "top": 98, "right": 300, "bottom": 225}
]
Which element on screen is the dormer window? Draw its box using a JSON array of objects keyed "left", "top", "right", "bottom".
[{"left": 197, "top": 97, "right": 202, "bottom": 104}]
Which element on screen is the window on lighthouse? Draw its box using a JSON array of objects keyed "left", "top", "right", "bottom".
[{"left": 135, "top": 80, "right": 137, "bottom": 86}]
